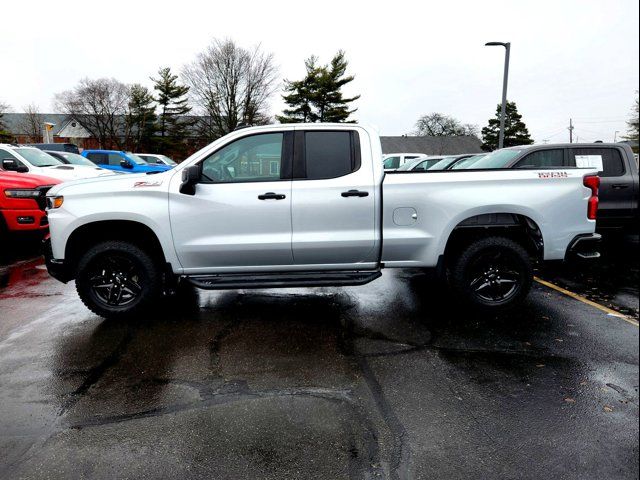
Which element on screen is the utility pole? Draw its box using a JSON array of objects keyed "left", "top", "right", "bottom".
[
  {"left": 614, "top": 130, "right": 620, "bottom": 142},
  {"left": 568, "top": 118, "right": 574, "bottom": 143}
]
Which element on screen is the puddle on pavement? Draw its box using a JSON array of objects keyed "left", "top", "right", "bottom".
[{"left": 0, "top": 257, "right": 48, "bottom": 292}]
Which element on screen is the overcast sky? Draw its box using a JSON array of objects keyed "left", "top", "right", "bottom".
[{"left": 2, "top": 0, "right": 638, "bottom": 143}]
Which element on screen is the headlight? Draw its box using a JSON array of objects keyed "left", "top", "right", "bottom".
[
  {"left": 47, "top": 196, "right": 64, "bottom": 209},
  {"left": 4, "top": 189, "right": 41, "bottom": 198}
]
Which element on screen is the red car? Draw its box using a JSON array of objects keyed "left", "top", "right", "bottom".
[{"left": 0, "top": 171, "right": 60, "bottom": 235}]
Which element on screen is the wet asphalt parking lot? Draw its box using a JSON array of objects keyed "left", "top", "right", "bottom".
[{"left": 0, "top": 236, "right": 638, "bottom": 480}]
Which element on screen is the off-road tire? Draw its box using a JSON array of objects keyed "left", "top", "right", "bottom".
[
  {"left": 449, "top": 236, "right": 533, "bottom": 312},
  {"left": 75, "top": 240, "right": 161, "bottom": 319}
]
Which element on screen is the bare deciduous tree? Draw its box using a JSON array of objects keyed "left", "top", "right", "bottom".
[
  {"left": 54, "top": 78, "right": 130, "bottom": 149},
  {"left": 19, "top": 103, "right": 43, "bottom": 142},
  {"left": 414, "top": 113, "right": 478, "bottom": 137},
  {"left": 182, "top": 38, "right": 278, "bottom": 140}
]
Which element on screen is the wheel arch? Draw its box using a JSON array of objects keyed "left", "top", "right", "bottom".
[
  {"left": 64, "top": 220, "right": 169, "bottom": 276},
  {"left": 441, "top": 212, "right": 544, "bottom": 266}
]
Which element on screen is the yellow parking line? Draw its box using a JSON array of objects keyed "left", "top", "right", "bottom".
[{"left": 534, "top": 276, "right": 639, "bottom": 327}]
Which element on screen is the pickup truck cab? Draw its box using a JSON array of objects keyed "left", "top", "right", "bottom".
[
  {"left": 0, "top": 171, "right": 60, "bottom": 235},
  {"left": 0, "top": 144, "right": 114, "bottom": 181},
  {"left": 82, "top": 150, "right": 173, "bottom": 174},
  {"left": 44, "top": 124, "right": 601, "bottom": 319},
  {"left": 465, "top": 143, "right": 639, "bottom": 232}
]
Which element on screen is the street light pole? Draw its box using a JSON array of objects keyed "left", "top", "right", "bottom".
[{"left": 485, "top": 42, "right": 511, "bottom": 149}]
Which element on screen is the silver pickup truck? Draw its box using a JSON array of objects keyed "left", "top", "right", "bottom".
[{"left": 44, "top": 124, "right": 601, "bottom": 318}]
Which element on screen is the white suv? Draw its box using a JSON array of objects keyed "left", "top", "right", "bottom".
[{"left": 0, "top": 144, "right": 113, "bottom": 181}]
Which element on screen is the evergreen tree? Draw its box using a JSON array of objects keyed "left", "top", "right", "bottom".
[
  {"left": 277, "top": 51, "right": 360, "bottom": 123},
  {"left": 126, "top": 84, "right": 157, "bottom": 152},
  {"left": 152, "top": 67, "right": 192, "bottom": 156},
  {"left": 481, "top": 101, "right": 533, "bottom": 151},
  {"left": 0, "top": 101, "right": 13, "bottom": 142},
  {"left": 277, "top": 57, "right": 318, "bottom": 123}
]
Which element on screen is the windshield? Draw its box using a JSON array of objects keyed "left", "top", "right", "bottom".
[
  {"left": 398, "top": 157, "right": 441, "bottom": 171},
  {"left": 461, "top": 149, "right": 522, "bottom": 169},
  {"left": 450, "top": 155, "right": 485, "bottom": 169},
  {"left": 125, "top": 153, "right": 149, "bottom": 165},
  {"left": 154, "top": 155, "right": 177, "bottom": 166},
  {"left": 383, "top": 156, "right": 401, "bottom": 169},
  {"left": 59, "top": 152, "right": 96, "bottom": 166},
  {"left": 14, "top": 148, "right": 63, "bottom": 167},
  {"left": 426, "top": 156, "right": 458, "bottom": 170}
]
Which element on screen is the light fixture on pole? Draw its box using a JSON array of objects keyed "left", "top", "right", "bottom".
[
  {"left": 43, "top": 122, "right": 55, "bottom": 143},
  {"left": 485, "top": 42, "right": 511, "bottom": 149}
]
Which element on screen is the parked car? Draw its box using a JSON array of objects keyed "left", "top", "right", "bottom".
[
  {"left": 448, "top": 154, "right": 486, "bottom": 170},
  {"left": 458, "top": 143, "right": 639, "bottom": 232},
  {"left": 383, "top": 153, "right": 428, "bottom": 171},
  {"left": 396, "top": 154, "right": 481, "bottom": 171},
  {"left": 29, "top": 143, "right": 80, "bottom": 154},
  {"left": 396, "top": 156, "right": 447, "bottom": 171},
  {"left": 81, "top": 150, "right": 173, "bottom": 174},
  {"left": 44, "top": 151, "right": 112, "bottom": 172},
  {"left": 413, "top": 154, "right": 481, "bottom": 171},
  {"left": 45, "top": 124, "right": 600, "bottom": 318},
  {"left": 0, "top": 171, "right": 60, "bottom": 235},
  {"left": 136, "top": 153, "right": 177, "bottom": 166},
  {"left": 0, "top": 144, "right": 114, "bottom": 181}
]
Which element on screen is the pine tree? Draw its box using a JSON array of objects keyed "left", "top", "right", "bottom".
[
  {"left": 481, "top": 101, "right": 533, "bottom": 151},
  {"left": 126, "top": 84, "right": 157, "bottom": 152},
  {"left": 277, "top": 57, "right": 318, "bottom": 123},
  {"left": 277, "top": 51, "right": 360, "bottom": 123},
  {"left": 0, "top": 101, "right": 12, "bottom": 142},
  {"left": 152, "top": 67, "right": 192, "bottom": 156}
]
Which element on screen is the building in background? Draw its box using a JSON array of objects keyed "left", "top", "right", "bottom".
[{"left": 380, "top": 135, "right": 483, "bottom": 155}]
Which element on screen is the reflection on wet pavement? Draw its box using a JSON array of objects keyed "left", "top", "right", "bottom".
[
  {"left": 538, "top": 234, "right": 639, "bottom": 319},
  {"left": 0, "top": 241, "right": 638, "bottom": 479}
]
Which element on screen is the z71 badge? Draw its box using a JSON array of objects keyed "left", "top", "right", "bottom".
[
  {"left": 133, "top": 180, "right": 163, "bottom": 187},
  {"left": 538, "top": 171, "right": 568, "bottom": 178}
]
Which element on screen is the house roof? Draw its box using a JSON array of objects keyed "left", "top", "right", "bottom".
[
  {"left": 380, "top": 135, "right": 483, "bottom": 155},
  {"left": 1, "top": 113, "right": 72, "bottom": 136}
]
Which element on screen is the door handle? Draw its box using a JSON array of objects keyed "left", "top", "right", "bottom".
[
  {"left": 341, "top": 189, "right": 369, "bottom": 198},
  {"left": 258, "top": 192, "right": 286, "bottom": 200},
  {"left": 612, "top": 184, "right": 629, "bottom": 189}
]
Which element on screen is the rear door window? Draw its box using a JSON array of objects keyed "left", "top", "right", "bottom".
[
  {"left": 569, "top": 148, "right": 625, "bottom": 177},
  {"left": 304, "top": 131, "right": 356, "bottom": 179},
  {"left": 514, "top": 149, "right": 565, "bottom": 168}
]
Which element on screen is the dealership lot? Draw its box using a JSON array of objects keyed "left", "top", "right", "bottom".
[{"left": 0, "top": 237, "right": 637, "bottom": 480}]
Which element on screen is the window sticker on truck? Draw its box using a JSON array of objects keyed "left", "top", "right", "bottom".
[
  {"left": 538, "top": 172, "right": 568, "bottom": 178},
  {"left": 575, "top": 155, "right": 603, "bottom": 171}
]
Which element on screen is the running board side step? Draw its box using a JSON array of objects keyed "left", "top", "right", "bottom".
[{"left": 186, "top": 270, "right": 382, "bottom": 290}]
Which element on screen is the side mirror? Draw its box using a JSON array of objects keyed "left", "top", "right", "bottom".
[
  {"left": 2, "top": 158, "right": 29, "bottom": 173},
  {"left": 180, "top": 165, "right": 201, "bottom": 195},
  {"left": 120, "top": 159, "right": 133, "bottom": 169}
]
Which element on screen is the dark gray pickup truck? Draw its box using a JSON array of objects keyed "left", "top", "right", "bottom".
[{"left": 465, "top": 143, "right": 639, "bottom": 232}]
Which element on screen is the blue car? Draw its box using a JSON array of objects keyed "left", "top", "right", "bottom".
[{"left": 81, "top": 150, "right": 173, "bottom": 174}]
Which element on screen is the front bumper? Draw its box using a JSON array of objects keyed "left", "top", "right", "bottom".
[
  {"left": 43, "top": 236, "right": 72, "bottom": 283},
  {"left": 1, "top": 209, "right": 49, "bottom": 231},
  {"left": 565, "top": 233, "right": 602, "bottom": 261}
]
